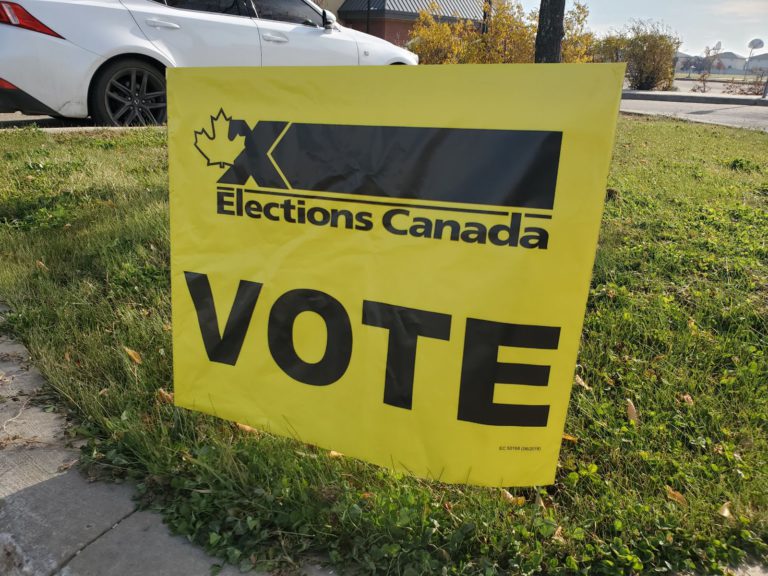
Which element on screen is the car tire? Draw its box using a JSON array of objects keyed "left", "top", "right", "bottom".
[{"left": 90, "top": 58, "right": 166, "bottom": 127}]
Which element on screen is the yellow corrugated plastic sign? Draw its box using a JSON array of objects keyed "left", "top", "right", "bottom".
[{"left": 168, "top": 64, "right": 624, "bottom": 487}]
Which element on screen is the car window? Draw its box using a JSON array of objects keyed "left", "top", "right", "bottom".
[
  {"left": 253, "top": 0, "right": 321, "bottom": 26},
  {"left": 164, "top": 0, "right": 244, "bottom": 16}
]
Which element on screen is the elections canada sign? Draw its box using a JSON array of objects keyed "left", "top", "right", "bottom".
[{"left": 168, "top": 65, "right": 624, "bottom": 487}]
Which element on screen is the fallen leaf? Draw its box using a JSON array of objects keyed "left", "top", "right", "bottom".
[
  {"left": 553, "top": 525, "right": 566, "bottom": 543},
  {"left": 626, "top": 399, "right": 639, "bottom": 425},
  {"left": 500, "top": 489, "right": 525, "bottom": 505},
  {"left": 123, "top": 347, "right": 142, "bottom": 365},
  {"left": 329, "top": 450, "right": 344, "bottom": 458},
  {"left": 681, "top": 393, "right": 694, "bottom": 405},
  {"left": 236, "top": 422, "right": 259, "bottom": 434},
  {"left": 98, "top": 387, "right": 109, "bottom": 396},
  {"left": 64, "top": 351, "right": 71, "bottom": 363},
  {"left": 360, "top": 492, "right": 374, "bottom": 499},
  {"left": 157, "top": 388, "right": 174, "bottom": 404},
  {"left": 57, "top": 459, "right": 78, "bottom": 473},
  {"left": 665, "top": 485, "right": 687, "bottom": 506},
  {"left": 562, "top": 433, "right": 579, "bottom": 443},
  {"left": 35, "top": 260, "right": 48, "bottom": 271},
  {"left": 718, "top": 501, "right": 732, "bottom": 518},
  {"left": 162, "top": 322, "right": 172, "bottom": 332},
  {"left": 574, "top": 374, "right": 591, "bottom": 390}
]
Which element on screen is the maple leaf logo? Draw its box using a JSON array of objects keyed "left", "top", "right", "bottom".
[{"left": 194, "top": 109, "right": 244, "bottom": 168}]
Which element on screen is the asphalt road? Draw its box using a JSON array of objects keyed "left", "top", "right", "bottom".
[{"left": 2, "top": 100, "right": 768, "bottom": 132}]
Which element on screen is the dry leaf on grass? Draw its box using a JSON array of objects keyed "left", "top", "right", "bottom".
[
  {"left": 718, "top": 501, "right": 732, "bottom": 518},
  {"left": 236, "top": 422, "right": 259, "bottom": 434},
  {"left": 329, "top": 450, "right": 344, "bottom": 458},
  {"left": 681, "top": 393, "right": 694, "bottom": 405},
  {"left": 574, "top": 374, "right": 591, "bottom": 390},
  {"left": 123, "top": 347, "right": 142, "bottom": 365},
  {"left": 562, "top": 433, "right": 579, "bottom": 443},
  {"left": 553, "top": 525, "right": 566, "bottom": 543},
  {"left": 157, "top": 388, "right": 174, "bottom": 404},
  {"left": 35, "top": 260, "right": 48, "bottom": 271},
  {"left": 500, "top": 489, "right": 526, "bottom": 506},
  {"left": 665, "top": 485, "right": 687, "bottom": 506},
  {"left": 626, "top": 399, "right": 639, "bottom": 424}
]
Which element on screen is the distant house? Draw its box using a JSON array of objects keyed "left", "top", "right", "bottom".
[
  {"left": 746, "top": 52, "right": 768, "bottom": 73},
  {"left": 714, "top": 51, "right": 746, "bottom": 71},
  {"left": 337, "top": 0, "right": 483, "bottom": 46},
  {"left": 675, "top": 51, "right": 691, "bottom": 71}
]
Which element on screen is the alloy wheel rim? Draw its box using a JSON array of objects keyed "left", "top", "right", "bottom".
[{"left": 104, "top": 67, "right": 166, "bottom": 126}]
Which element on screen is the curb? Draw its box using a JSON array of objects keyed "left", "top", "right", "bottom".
[{"left": 622, "top": 91, "right": 768, "bottom": 107}]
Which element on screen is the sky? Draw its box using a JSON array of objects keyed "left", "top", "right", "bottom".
[{"left": 520, "top": 0, "right": 768, "bottom": 57}]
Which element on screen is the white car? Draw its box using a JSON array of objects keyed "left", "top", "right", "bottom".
[{"left": 0, "top": 0, "right": 417, "bottom": 126}]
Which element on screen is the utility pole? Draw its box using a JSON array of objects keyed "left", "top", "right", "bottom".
[{"left": 534, "top": 0, "right": 565, "bottom": 63}]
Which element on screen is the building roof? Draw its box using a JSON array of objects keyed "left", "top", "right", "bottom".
[
  {"left": 338, "top": 0, "right": 483, "bottom": 21},
  {"left": 749, "top": 52, "right": 768, "bottom": 61},
  {"left": 718, "top": 51, "right": 745, "bottom": 59}
]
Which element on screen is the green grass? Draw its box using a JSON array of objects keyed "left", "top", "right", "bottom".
[{"left": 0, "top": 117, "right": 766, "bottom": 575}]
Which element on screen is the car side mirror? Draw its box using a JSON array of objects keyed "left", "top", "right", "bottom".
[{"left": 322, "top": 9, "right": 337, "bottom": 31}]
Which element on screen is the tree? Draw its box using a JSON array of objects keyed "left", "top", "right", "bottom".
[
  {"left": 592, "top": 33, "right": 626, "bottom": 64},
  {"left": 464, "top": 0, "right": 536, "bottom": 64},
  {"left": 534, "top": 0, "right": 565, "bottom": 63},
  {"left": 407, "top": 5, "right": 473, "bottom": 64},
  {"left": 561, "top": 2, "right": 595, "bottom": 63}
]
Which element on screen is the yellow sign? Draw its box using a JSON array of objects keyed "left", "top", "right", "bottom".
[{"left": 168, "top": 64, "right": 624, "bottom": 487}]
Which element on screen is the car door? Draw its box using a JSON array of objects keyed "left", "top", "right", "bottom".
[
  {"left": 120, "top": 0, "right": 262, "bottom": 66},
  {"left": 251, "top": 0, "right": 358, "bottom": 66}
]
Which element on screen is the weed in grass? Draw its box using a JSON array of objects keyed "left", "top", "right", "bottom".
[
  {"left": 728, "top": 158, "right": 762, "bottom": 173},
  {"left": 0, "top": 118, "right": 766, "bottom": 575}
]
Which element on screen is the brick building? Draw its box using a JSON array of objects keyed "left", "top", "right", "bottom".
[{"left": 336, "top": 0, "right": 482, "bottom": 47}]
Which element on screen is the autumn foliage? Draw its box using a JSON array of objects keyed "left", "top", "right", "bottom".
[{"left": 408, "top": 0, "right": 595, "bottom": 65}]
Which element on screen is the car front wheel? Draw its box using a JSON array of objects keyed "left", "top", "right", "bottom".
[{"left": 91, "top": 59, "right": 166, "bottom": 127}]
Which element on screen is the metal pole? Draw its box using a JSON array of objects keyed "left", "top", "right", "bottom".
[{"left": 366, "top": 0, "right": 370, "bottom": 33}]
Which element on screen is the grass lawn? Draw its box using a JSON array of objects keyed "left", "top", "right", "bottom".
[{"left": 0, "top": 116, "right": 766, "bottom": 575}]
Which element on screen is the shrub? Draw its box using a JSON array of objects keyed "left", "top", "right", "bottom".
[
  {"left": 622, "top": 21, "right": 680, "bottom": 90},
  {"left": 593, "top": 21, "right": 680, "bottom": 90}
]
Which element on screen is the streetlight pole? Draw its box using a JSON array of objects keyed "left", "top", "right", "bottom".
[{"left": 366, "top": 0, "right": 370, "bottom": 33}]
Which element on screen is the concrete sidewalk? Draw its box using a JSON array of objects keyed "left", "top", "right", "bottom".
[
  {"left": 619, "top": 99, "right": 768, "bottom": 131},
  {"left": 0, "top": 303, "right": 334, "bottom": 576},
  {"left": 623, "top": 89, "right": 768, "bottom": 107}
]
